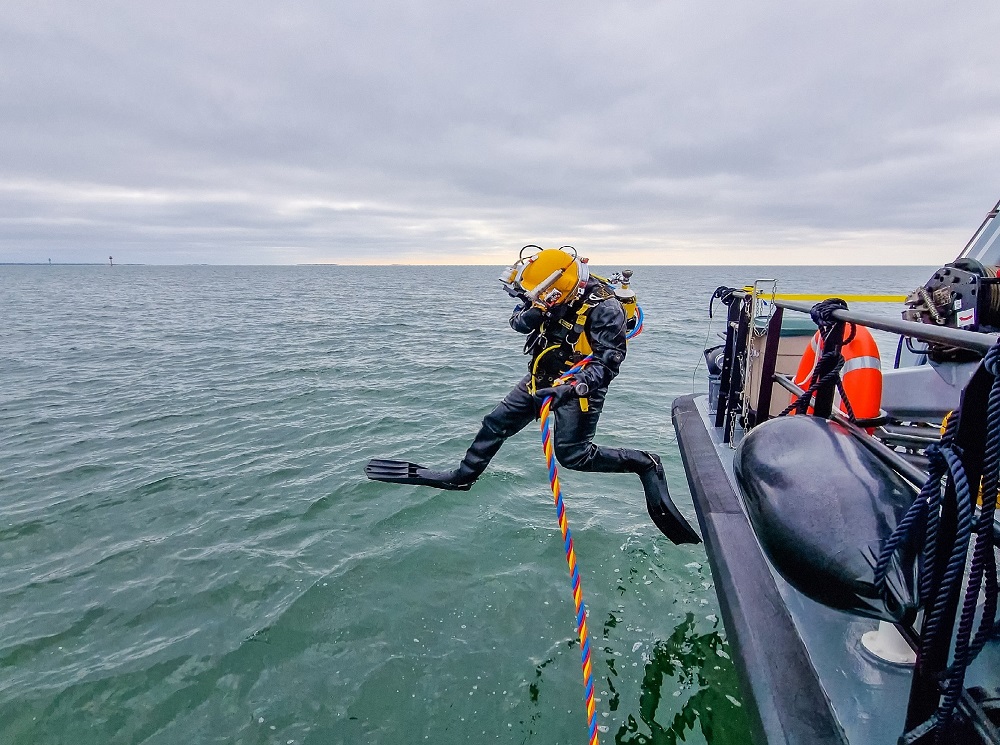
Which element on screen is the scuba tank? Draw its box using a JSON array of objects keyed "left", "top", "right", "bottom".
[{"left": 609, "top": 269, "right": 640, "bottom": 336}]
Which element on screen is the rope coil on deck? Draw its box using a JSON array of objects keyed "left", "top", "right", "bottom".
[{"left": 875, "top": 340, "right": 1000, "bottom": 742}]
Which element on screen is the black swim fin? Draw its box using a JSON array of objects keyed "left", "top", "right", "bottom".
[
  {"left": 365, "top": 459, "right": 473, "bottom": 491},
  {"left": 639, "top": 455, "right": 701, "bottom": 545}
]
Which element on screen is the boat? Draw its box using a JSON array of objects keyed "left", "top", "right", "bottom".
[{"left": 671, "top": 199, "right": 1000, "bottom": 744}]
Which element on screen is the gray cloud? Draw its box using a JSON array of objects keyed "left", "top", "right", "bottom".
[{"left": 1, "top": 0, "right": 998, "bottom": 264}]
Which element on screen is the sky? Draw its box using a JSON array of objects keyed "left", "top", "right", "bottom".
[{"left": 1, "top": 1, "right": 999, "bottom": 266}]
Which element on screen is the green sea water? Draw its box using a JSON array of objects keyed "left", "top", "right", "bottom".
[{"left": 0, "top": 264, "right": 934, "bottom": 744}]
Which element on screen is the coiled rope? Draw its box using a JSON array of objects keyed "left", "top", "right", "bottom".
[
  {"left": 875, "top": 340, "right": 1000, "bottom": 742},
  {"left": 943, "top": 343, "right": 1000, "bottom": 728},
  {"left": 537, "top": 304, "right": 643, "bottom": 745},
  {"left": 708, "top": 285, "right": 740, "bottom": 318}
]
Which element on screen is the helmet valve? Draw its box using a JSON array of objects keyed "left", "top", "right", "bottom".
[{"left": 609, "top": 269, "right": 633, "bottom": 288}]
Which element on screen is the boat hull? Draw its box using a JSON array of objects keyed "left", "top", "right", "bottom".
[{"left": 673, "top": 394, "right": 913, "bottom": 745}]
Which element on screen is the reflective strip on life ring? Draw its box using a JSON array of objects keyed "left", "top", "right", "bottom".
[{"left": 790, "top": 324, "right": 882, "bottom": 421}]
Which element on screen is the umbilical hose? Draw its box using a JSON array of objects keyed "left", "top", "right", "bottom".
[{"left": 537, "top": 307, "right": 643, "bottom": 744}]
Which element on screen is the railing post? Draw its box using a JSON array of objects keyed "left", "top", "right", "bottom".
[
  {"left": 715, "top": 295, "right": 743, "bottom": 429},
  {"left": 753, "top": 307, "right": 783, "bottom": 426},
  {"left": 811, "top": 321, "right": 845, "bottom": 420},
  {"left": 721, "top": 296, "right": 751, "bottom": 443}
]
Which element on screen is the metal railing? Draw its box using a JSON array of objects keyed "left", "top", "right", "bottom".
[{"left": 775, "top": 299, "right": 999, "bottom": 353}]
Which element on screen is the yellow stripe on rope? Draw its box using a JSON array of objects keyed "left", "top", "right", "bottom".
[{"left": 539, "top": 393, "right": 601, "bottom": 744}]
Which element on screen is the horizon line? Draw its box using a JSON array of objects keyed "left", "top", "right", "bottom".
[{"left": 1, "top": 261, "right": 940, "bottom": 268}]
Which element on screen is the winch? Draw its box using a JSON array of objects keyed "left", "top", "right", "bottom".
[{"left": 903, "top": 258, "right": 1000, "bottom": 332}]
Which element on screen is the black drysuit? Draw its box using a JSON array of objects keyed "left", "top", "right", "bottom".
[
  {"left": 366, "top": 277, "right": 701, "bottom": 543},
  {"left": 449, "top": 281, "right": 655, "bottom": 484}
]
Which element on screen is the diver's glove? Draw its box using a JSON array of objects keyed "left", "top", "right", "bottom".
[
  {"left": 516, "top": 304, "right": 544, "bottom": 326},
  {"left": 534, "top": 383, "right": 584, "bottom": 410}
]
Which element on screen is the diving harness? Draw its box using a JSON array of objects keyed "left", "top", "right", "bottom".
[{"left": 499, "top": 245, "right": 642, "bottom": 408}]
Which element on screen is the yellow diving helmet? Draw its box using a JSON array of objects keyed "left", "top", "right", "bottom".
[{"left": 499, "top": 245, "right": 590, "bottom": 309}]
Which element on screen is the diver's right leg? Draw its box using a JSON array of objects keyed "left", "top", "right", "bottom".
[{"left": 383, "top": 377, "right": 536, "bottom": 490}]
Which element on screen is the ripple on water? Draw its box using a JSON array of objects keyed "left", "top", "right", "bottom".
[{"left": 1, "top": 265, "right": 931, "bottom": 743}]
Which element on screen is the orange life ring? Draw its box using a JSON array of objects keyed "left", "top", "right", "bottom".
[{"left": 790, "top": 324, "right": 882, "bottom": 421}]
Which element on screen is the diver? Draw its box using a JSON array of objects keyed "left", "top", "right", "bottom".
[{"left": 366, "top": 246, "right": 700, "bottom": 545}]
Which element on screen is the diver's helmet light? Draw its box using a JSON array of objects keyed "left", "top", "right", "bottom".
[{"left": 499, "top": 264, "right": 522, "bottom": 299}]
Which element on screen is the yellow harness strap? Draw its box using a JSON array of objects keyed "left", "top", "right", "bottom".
[
  {"left": 531, "top": 297, "right": 606, "bottom": 410},
  {"left": 572, "top": 303, "right": 596, "bottom": 356}
]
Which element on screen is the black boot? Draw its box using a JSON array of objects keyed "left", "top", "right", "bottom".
[
  {"left": 450, "top": 424, "right": 505, "bottom": 486},
  {"left": 412, "top": 467, "right": 474, "bottom": 491},
  {"left": 368, "top": 407, "right": 517, "bottom": 491},
  {"left": 447, "top": 385, "right": 538, "bottom": 486},
  {"left": 373, "top": 409, "right": 523, "bottom": 492}
]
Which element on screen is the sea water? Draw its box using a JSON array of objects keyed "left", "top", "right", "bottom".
[{"left": 0, "top": 264, "right": 934, "bottom": 744}]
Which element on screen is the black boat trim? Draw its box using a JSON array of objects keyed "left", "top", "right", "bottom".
[{"left": 672, "top": 394, "right": 848, "bottom": 745}]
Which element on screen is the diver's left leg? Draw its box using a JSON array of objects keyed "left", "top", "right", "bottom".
[
  {"left": 552, "top": 388, "right": 654, "bottom": 473},
  {"left": 552, "top": 389, "right": 701, "bottom": 545},
  {"left": 366, "top": 377, "right": 536, "bottom": 492}
]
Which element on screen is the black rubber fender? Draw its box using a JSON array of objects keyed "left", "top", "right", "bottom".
[{"left": 734, "top": 415, "right": 920, "bottom": 621}]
